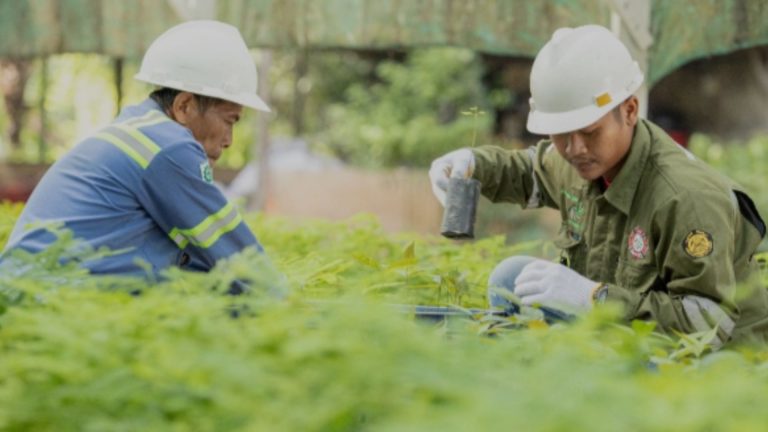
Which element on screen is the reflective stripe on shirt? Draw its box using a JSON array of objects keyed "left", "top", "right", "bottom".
[
  {"left": 95, "top": 124, "right": 162, "bottom": 169},
  {"left": 94, "top": 110, "right": 172, "bottom": 169},
  {"left": 120, "top": 109, "right": 172, "bottom": 129},
  {"left": 168, "top": 202, "right": 243, "bottom": 249}
]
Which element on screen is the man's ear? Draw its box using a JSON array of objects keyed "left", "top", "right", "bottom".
[
  {"left": 623, "top": 96, "right": 639, "bottom": 127},
  {"left": 170, "top": 92, "right": 198, "bottom": 126}
]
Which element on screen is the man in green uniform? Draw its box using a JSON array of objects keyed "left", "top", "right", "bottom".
[{"left": 429, "top": 25, "right": 768, "bottom": 347}]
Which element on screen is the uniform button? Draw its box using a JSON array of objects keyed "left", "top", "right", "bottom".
[{"left": 179, "top": 252, "right": 190, "bottom": 267}]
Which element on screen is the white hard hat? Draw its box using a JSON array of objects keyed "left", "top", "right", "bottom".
[
  {"left": 526, "top": 25, "right": 643, "bottom": 135},
  {"left": 135, "top": 20, "right": 270, "bottom": 112}
]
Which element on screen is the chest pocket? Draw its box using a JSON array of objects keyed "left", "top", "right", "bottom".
[
  {"left": 617, "top": 258, "right": 658, "bottom": 290},
  {"left": 554, "top": 230, "right": 586, "bottom": 274},
  {"left": 618, "top": 225, "right": 658, "bottom": 289}
]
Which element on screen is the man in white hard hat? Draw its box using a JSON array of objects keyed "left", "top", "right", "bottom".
[
  {"left": 430, "top": 25, "right": 768, "bottom": 347},
  {"left": 3, "top": 21, "right": 270, "bottom": 279}
]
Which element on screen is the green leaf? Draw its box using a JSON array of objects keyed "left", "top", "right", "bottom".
[{"left": 403, "top": 241, "right": 416, "bottom": 260}]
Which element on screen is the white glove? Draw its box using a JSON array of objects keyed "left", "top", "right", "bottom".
[
  {"left": 428, "top": 148, "right": 476, "bottom": 207},
  {"left": 514, "top": 259, "right": 599, "bottom": 314}
]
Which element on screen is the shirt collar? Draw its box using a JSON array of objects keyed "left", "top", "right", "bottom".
[
  {"left": 601, "top": 119, "right": 652, "bottom": 214},
  {"left": 142, "top": 97, "right": 163, "bottom": 112},
  {"left": 114, "top": 98, "right": 166, "bottom": 123}
]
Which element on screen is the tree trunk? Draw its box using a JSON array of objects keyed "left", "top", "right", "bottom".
[
  {"left": 292, "top": 50, "right": 308, "bottom": 136},
  {"left": 114, "top": 57, "right": 124, "bottom": 116},
  {"left": 249, "top": 51, "right": 272, "bottom": 212},
  {"left": 0, "top": 59, "right": 32, "bottom": 150},
  {"left": 37, "top": 57, "right": 48, "bottom": 163},
  {"left": 748, "top": 47, "right": 768, "bottom": 96}
]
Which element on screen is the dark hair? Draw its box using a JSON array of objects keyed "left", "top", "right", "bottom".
[{"left": 149, "top": 88, "right": 221, "bottom": 114}]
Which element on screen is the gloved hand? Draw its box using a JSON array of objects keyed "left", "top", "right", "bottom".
[
  {"left": 428, "top": 148, "right": 476, "bottom": 207},
  {"left": 514, "top": 259, "right": 599, "bottom": 314}
]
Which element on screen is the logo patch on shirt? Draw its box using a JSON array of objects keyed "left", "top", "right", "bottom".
[
  {"left": 628, "top": 226, "right": 649, "bottom": 259},
  {"left": 199, "top": 161, "right": 213, "bottom": 184},
  {"left": 683, "top": 230, "right": 713, "bottom": 258}
]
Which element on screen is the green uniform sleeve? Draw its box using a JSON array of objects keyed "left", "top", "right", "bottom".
[
  {"left": 605, "top": 189, "right": 740, "bottom": 347},
  {"left": 471, "top": 141, "right": 562, "bottom": 210}
]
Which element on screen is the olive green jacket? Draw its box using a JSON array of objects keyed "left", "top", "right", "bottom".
[{"left": 472, "top": 119, "right": 768, "bottom": 347}]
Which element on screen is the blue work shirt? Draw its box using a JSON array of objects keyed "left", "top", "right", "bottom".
[{"left": 3, "top": 98, "right": 263, "bottom": 277}]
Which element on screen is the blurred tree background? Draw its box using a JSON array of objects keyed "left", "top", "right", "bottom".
[
  {"left": 0, "top": 48, "right": 507, "bottom": 168},
  {"left": 1, "top": 47, "right": 767, "bottom": 249}
]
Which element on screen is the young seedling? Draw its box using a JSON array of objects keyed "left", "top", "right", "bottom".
[{"left": 461, "top": 106, "right": 486, "bottom": 148}]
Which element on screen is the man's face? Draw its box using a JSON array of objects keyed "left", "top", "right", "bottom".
[
  {"left": 550, "top": 97, "right": 637, "bottom": 181},
  {"left": 173, "top": 93, "right": 243, "bottom": 166}
]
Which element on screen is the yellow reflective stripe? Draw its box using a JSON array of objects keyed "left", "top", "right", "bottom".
[
  {"left": 112, "top": 124, "right": 161, "bottom": 155},
  {"left": 95, "top": 110, "right": 170, "bottom": 169},
  {"left": 169, "top": 202, "right": 243, "bottom": 249},
  {"left": 119, "top": 110, "right": 155, "bottom": 125},
  {"left": 169, "top": 228, "right": 189, "bottom": 249},
  {"left": 94, "top": 132, "right": 149, "bottom": 169},
  {"left": 198, "top": 210, "right": 242, "bottom": 248},
  {"left": 122, "top": 110, "right": 172, "bottom": 129},
  {"left": 96, "top": 123, "right": 161, "bottom": 169}
]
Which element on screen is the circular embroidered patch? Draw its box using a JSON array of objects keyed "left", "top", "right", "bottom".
[
  {"left": 199, "top": 161, "right": 214, "bottom": 184},
  {"left": 683, "top": 230, "right": 713, "bottom": 258},
  {"left": 627, "top": 226, "right": 648, "bottom": 259}
]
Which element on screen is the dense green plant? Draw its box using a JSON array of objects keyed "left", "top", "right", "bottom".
[
  {"left": 1, "top": 203, "right": 768, "bottom": 431},
  {"left": 245, "top": 213, "right": 545, "bottom": 308},
  {"left": 0, "top": 201, "right": 22, "bottom": 248}
]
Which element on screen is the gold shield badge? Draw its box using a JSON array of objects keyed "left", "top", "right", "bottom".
[{"left": 683, "top": 230, "right": 713, "bottom": 258}]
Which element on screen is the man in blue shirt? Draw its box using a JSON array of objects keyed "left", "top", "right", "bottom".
[{"left": 3, "top": 20, "right": 270, "bottom": 278}]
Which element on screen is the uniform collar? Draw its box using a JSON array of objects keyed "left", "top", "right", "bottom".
[
  {"left": 115, "top": 98, "right": 167, "bottom": 122},
  {"left": 142, "top": 97, "right": 163, "bottom": 113},
  {"left": 601, "top": 119, "right": 652, "bottom": 215},
  {"left": 137, "top": 98, "right": 168, "bottom": 118}
]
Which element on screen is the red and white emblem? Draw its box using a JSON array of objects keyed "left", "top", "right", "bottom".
[{"left": 627, "top": 226, "right": 648, "bottom": 259}]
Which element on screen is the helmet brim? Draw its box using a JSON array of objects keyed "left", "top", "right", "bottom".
[
  {"left": 135, "top": 73, "right": 272, "bottom": 113},
  {"left": 527, "top": 103, "right": 615, "bottom": 135},
  {"left": 526, "top": 73, "right": 643, "bottom": 135},
  {"left": 228, "top": 92, "right": 271, "bottom": 113}
]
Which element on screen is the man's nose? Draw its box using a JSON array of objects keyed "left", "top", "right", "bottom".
[{"left": 565, "top": 134, "right": 587, "bottom": 156}]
